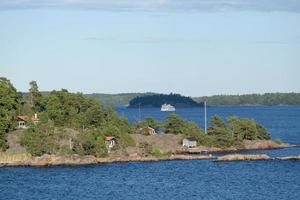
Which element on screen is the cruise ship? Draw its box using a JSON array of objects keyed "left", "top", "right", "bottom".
[{"left": 161, "top": 104, "right": 176, "bottom": 112}]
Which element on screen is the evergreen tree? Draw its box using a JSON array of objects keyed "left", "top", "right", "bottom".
[
  {"left": 0, "top": 77, "right": 21, "bottom": 150},
  {"left": 28, "top": 80, "right": 44, "bottom": 112}
]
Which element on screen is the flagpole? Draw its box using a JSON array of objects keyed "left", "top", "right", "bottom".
[{"left": 204, "top": 101, "right": 207, "bottom": 134}]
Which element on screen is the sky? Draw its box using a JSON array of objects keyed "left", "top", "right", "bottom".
[{"left": 1, "top": 0, "right": 300, "bottom": 96}]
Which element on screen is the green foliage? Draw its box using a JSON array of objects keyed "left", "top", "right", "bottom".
[
  {"left": 88, "top": 92, "right": 300, "bottom": 107},
  {"left": 73, "top": 129, "right": 107, "bottom": 157},
  {"left": 150, "top": 149, "right": 170, "bottom": 158},
  {"left": 86, "top": 92, "right": 155, "bottom": 106},
  {"left": 134, "top": 117, "right": 162, "bottom": 135},
  {"left": 162, "top": 114, "right": 272, "bottom": 149},
  {"left": 1, "top": 77, "right": 277, "bottom": 156},
  {"left": 211, "top": 115, "right": 226, "bottom": 128},
  {"left": 100, "top": 120, "right": 135, "bottom": 148},
  {"left": 144, "top": 117, "right": 161, "bottom": 130},
  {"left": 0, "top": 77, "right": 21, "bottom": 151},
  {"left": 20, "top": 87, "right": 135, "bottom": 156},
  {"left": 207, "top": 127, "right": 235, "bottom": 148},
  {"left": 164, "top": 114, "right": 187, "bottom": 134},
  {"left": 256, "top": 123, "right": 272, "bottom": 140},
  {"left": 207, "top": 116, "right": 272, "bottom": 148},
  {"left": 139, "top": 142, "right": 153, "bottom": 157},
  {"left": 274, "top": 139, "right": 282, "bottom": 144},
  {"left": 164, "top": 114, "right": 205, "bottom": 139},
  {"left": 44, "top": 90, "right": 111, "bottom": 129},
  {"left": 28, "top": 81, "right": 45, "bottom": 112},
  {"left": 20, "top": 120, "right": 60, "bottom": 156},
  {"left": 195, "top": 93, "right": 300, "bottom": 106}
]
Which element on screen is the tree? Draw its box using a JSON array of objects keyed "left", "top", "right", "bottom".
[
  {"left": 73, "top": 129, "right": 107, "bottom": 157},
  {"left": 211, "top": 115, "right": 226, "bottom": 128},
  {"left": 0, "top": 77, "right": 20, "bottom": 150},
  {"left": 256, "top": 123, "right": 271, "bottom": 140},
  {"left": 139, "top": 142, "right": 153, "bottom": 157},
  {"left": 164, "top": 114, "right": 186, "bottom": 134},
  {"left": 28, "top": 81, "right": 44, "bottom": 112},
  {"left": 20, "top": 120, "right": 60, "bottom": 156}
]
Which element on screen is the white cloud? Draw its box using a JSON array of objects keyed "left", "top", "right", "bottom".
[{"left": 0, "top": 0, "right": 299, "bottom": 12}]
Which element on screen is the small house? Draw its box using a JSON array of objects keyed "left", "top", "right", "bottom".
[
  {"left": 16, "top": 113, "right": 39, "bottom": 129},
  {"left": 182, "top": 138, "right": 197, "bottom": 148},
  {"left": 105, "top": 136, "right": 116, "bottom": 149},
  {"left": 137, "top": 126, "right": 157, "bottom": 135}
]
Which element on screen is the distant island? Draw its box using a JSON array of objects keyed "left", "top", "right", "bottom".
[
  {"left": 127, "top": 93, "right": 203, "bottom": 108},
  {"left": 86, "top": 92, "right": 300, "bottom": 107},
  {"left": 195, "top": 93, "right": 300, "bottom": 106}
]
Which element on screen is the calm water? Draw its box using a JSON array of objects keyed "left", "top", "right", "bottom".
[{"left": 1, "top": 106, "right": 300, "bottom": 200}]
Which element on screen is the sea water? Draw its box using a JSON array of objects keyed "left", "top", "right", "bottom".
[{"left": 1, "top": 106, "right": 300, "bottom": 200}]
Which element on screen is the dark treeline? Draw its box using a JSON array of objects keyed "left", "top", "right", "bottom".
[
  {"left": 128, "top": 93, "right": 203, "bottom": 108},
  {"left": 195, "top": 93, "right": 300, "bottom": 106}
]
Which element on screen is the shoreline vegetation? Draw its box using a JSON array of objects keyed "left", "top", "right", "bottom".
[{"left": 1, "top": 77, "right": 299, "bottom": 168}]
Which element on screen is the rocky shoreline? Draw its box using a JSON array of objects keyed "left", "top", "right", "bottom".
[
  {"left": 0, "top": 154, "right": 216, "bottom": 167},
  {"left": 0, "top": 140, "right": 298, "bottom": 167},
  {"left": 1, "top": 145, "right": 299, "bottom": 167},
  {"left": 176, "top": 140, "right": 295, "bottom": 154}
]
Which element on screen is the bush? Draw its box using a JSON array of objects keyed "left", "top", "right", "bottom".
[
  {"left": 20, "top": 121, "right": 60, "bottom": 156},
  {"left": 150, "top": 149, "right": 170, "bottom": 158},
  {"left": 164, "top": 114, "right": 187, "bottom": 134},
  {"left": 73, "top": 129, "right": 107, "bottom": 157},
  {"left": 139, "top": 142, "right": 153, "bottom": 157},
  {"left": 274, "top": 139, "right": 282, "bottom": 145},
  {"left": 134, "top": 117, "right": 162, "bottom": 135}
]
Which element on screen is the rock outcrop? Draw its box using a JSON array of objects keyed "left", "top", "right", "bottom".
[
  {"left": 0, "top": 153, "right": 215, "bottom": 167},
  {"left": 277, "top": 156, "right": 300, "bottom": 160},
  {"left": 216, "top": 154, "right": 271, "bottom": 162}
]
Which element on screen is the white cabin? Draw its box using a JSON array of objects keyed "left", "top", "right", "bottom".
[{"left": 182, "top": 138, "right": 197, "bottom": 148}]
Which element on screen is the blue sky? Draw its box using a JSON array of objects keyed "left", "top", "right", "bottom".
[{"left": 1, "top": 0, "right": 300, "bottom": 96}]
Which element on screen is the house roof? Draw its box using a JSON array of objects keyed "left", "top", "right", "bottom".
[
  {"left": 105, "top": 136, "right": 115, "bottom": 141},
  {"left": 17, "top": 115, "right": 39, "bottom": 122},
  {"left": 184, "top": 137, "right": 197, "bottom": 141}
]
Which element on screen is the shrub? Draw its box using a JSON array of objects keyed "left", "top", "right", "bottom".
[
  {"left": 150, "top": 149, "right": 170, "bottom": 158},
  {"left": 139, "top": 142, "right": 153, "bottom": 157},
  {"left": 73, "top": 129, "right": 107, "bottom": 157},
  {"left": 274, "top": 139, "right": 282, "bottom": 145},
  {"left": 20, "top": 120, "right": 60, "bottom": 156}
]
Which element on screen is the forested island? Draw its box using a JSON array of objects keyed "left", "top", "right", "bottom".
[
  {"left": 195, "top": 93, "right": 300, "bottom": 106},
  {"left": 128, "top": 93, "right": 203, "bottom": 108},
  {"left": 0, "top": 77, "right": 294, "bottom": 167}
]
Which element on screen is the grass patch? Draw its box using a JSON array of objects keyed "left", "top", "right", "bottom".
[
  {"left": 150, "top": 149, "right": 171, "bottom": 158},
  {"left": 274, "top": 139, "right": 282, "bottom": 145},
  {"left": 0, "top": 152, "right": 32, "bottom": 163}
]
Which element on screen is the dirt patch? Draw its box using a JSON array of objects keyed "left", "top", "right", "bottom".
[
  {"left": 243, "top": 140, "right": 291, "bottom": 150},
  {"left": 6, "top": 130, "right": 27, "bottom": 153},
  {"left": 129, "top": 134, "right": 184, "bottom": 154}
]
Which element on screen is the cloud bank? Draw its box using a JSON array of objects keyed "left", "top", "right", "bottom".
[{"left": 0, "top": 0, "right": 300, "bottom": 12}]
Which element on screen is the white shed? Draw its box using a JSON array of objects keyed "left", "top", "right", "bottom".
[{"left": 182, "top": 138, "right": 197, "bottom": 148}]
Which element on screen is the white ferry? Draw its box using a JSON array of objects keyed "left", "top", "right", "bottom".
[{"left": 161, "top": 104, "right": 176, "bottom": 112}]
